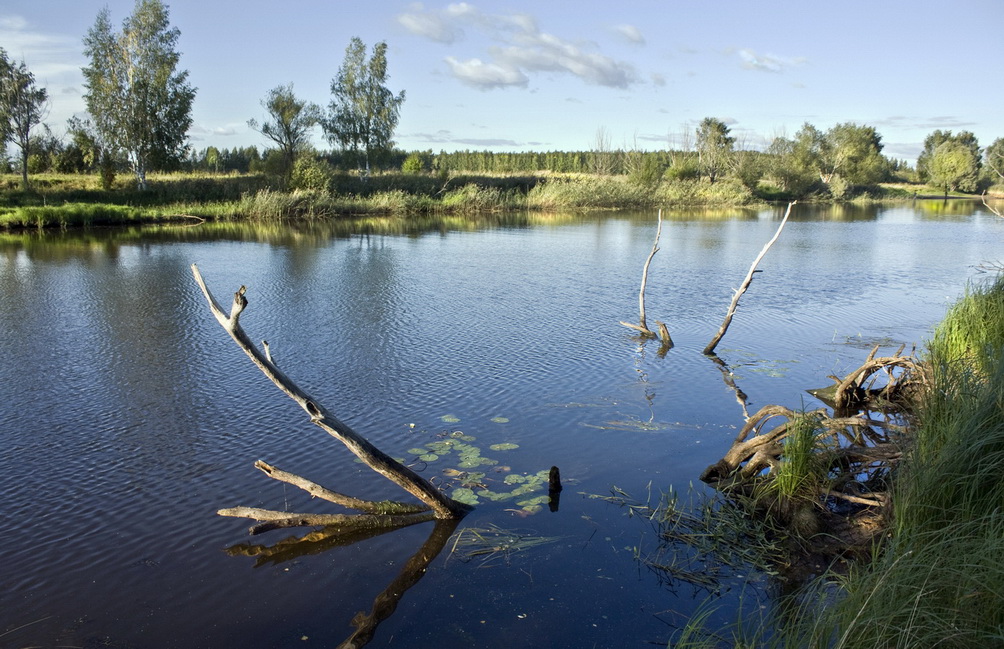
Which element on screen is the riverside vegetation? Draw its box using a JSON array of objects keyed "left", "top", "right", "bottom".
[
  {"left": 0, "top": 162, "right": 994, "bottom": 231},
  {"left": 657, "top": 275, "right": 1004, "bottom": 648}
]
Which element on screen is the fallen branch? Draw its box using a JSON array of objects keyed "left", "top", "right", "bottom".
[
  {"left": 252, "top": 460, "right": 429, "bottom": 515},
  {"left": 703, "top": 202, "right": 794, "bottom": 355},
  {"left": 191, "top": 264, "right": 470, "bottom": 526},
  {"left": 217, "top": 507, "right": 436, "bottom": 536}
]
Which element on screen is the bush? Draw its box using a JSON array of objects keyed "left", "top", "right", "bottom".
[
  {"left": 290, "top": 156, "right": 333, "bottom": 192},
  {"left": 664, "top": 159, "right": 700, "bottom": 182},
  {"left": 402, "top": 153, "right": 429, "bottom": 174}
]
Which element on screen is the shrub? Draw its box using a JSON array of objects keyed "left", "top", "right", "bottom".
[
  {"left": 402, "top": 153, "right": 428, "bottom": 174},
  {"left": 290, "top": 156, "right": 333, "bottom": 192}
]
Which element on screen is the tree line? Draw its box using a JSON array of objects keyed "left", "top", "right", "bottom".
[{"left": 1, "top": 0, "right": 1003, "bottom": 200}]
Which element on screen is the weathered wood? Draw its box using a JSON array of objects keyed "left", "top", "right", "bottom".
[
  {"left": 192, "top": 264, "right": 470, "bottom": 519},
  {"left": 253, "top": 460, "right": 430, "bottom": 515},
  {"left": 703, "top": 201, "right": 794, "bottom": 356},
  {"left": 620, "top": 208, "right": 664, "bottom": 338},
  {"left": 217, "top": 506, "right": 436, "bottom": 535}
]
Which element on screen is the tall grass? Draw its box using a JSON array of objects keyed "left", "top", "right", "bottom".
[
  {"left": 670, "top": 276, "right": 1004, "bottom": 648},
  {"left": 786, "top": 274, "right": 1004, "bottom": 648}
]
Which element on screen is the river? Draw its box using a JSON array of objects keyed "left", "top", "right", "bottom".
[{"left": 0, "top": 200, "right": 999, "bottom": 648}]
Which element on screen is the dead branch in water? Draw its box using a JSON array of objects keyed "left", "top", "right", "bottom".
[
  {"left": 982, "top": 191, "right": 1003, "bottom": 218},
  {"left": 703, "top": 202, "right": 794, "bottom": 356},
  {"left": 191, "top": 264, "right": 470, "bottom": 533},
  {"left": 621, "top": 209, "right": 664, "bottom": 339}
]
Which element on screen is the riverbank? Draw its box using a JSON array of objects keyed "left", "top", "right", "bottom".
[
  {"left": 676, "top": 275, "right": 1004, "bottom": 647},
  {"left": 800, "top": 275, "right": 1004, "bottom": 648},
  {"left": 0, "top": 171, "right": 987, "bottom": 230}
]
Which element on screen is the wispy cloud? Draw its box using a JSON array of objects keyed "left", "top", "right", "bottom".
[
  {"left": 737, "top": 48, "right": 805, "bottom": 73},
  {"left": 404, "top": 128, "right": 527, "bottom": 148},
  {"left": 873, "top": 115, "right": 977, "bottom": 130},
  {"left": 397, "top": 3, "right": 463, "bottom": 43},
  {"left": 398, "top": 3, "right": 639, "bottom": 90},
  {"left": 613, "top": 24, "right": 644, "bottom": 45},
  {"left": 0, "top": 13, "right": 84, "bottom": 82}
]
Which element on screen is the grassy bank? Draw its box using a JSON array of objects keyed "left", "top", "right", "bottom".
[
  {"left": 1, "top": 170, "right": 986, "bottom": 230},
  {"left": 794, "top": 275, "right": 1004, "bottom": 648},
  {"left": 667, "top": 276, "right": 1004, "bottom": 648},
  {"left": 5, "top": 169, "right": 933, "bottom": 229},
  {"left": 0, "top": 170, "right": 765, "bottom": 228}
]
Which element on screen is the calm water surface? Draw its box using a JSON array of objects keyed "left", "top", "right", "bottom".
[{"left": 1, "top": 202, "right": 999, "bottom": 647}]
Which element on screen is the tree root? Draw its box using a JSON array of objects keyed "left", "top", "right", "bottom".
[{"left": 701, "top": 346, "right": 928, "bottom": 559}]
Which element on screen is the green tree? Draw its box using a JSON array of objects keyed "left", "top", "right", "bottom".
[
  {"left": 0, "top": 49, "right": 49, "bottom": 189},
  {"left": 82, "top": 0, "right": 196, "bottom": 189},
  {"left": 247, "top": 83, "right": 319, "bottom": 181},
  {"left": 766, "top": 125, "right": 821, "bottom": 196},
  {"left": 323, "top": 37, "right": 405, "bottom": 176},
  {"left": 204, "top": 145, "right": 220, "bottom": 173},
  {"left": 984, "top": 138, "right": 1004, "bottom": 182},
  {"left": 917, "top": 130, "right": 981, "bottom": 182},
  {"left": 928, "top": 140, "right": 979, "bottom": 196},
  {"left": 822, "top": 123, "right": 885, "bottom": 185},
  {"left": 695, "top": 117, "right": 734, "bottom": 183}
]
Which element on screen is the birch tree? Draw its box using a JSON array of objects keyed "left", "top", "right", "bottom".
[
  {"left": 0, "top": 49, "right": 49, "bottom": 189},
  {"left": 323, "top": 38, "right": 405, "bottom": 176},
  {"left": 82, "top": 0, "right": 195, "bottom": 189}
]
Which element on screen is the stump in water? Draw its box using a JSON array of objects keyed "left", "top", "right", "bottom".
[{"left": 700, "top": 345, "right": 928, "bottom": 560}]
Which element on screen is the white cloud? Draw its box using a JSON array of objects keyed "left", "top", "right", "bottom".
[
  {"left": 398, "top": 3, "right": 639, "bottom": 90},
  {"left": 397, "top": 3, "right": 461, "bottom": 43},
  {"left": 613, "top": 24, "right": 644, "bottom": 45},
  {"left": 445, "top": 56, "right": 528, "bottom": 89},
  {"left": 737, "top": 48, "right": 805, "bottom": 73}
]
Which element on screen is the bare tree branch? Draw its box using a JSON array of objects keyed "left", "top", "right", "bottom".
[
  {"left": 191, "top": 264, "right": 469, "bottom": 519},
  {"left": 703, "top": 202, "right": 794, "bottom": 355}
]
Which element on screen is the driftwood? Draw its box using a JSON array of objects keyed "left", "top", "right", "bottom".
[
  {"left": 703, "top": 202, "right": 794, "bottom": 356},
  {"left": 621, "top": 209, "right": 673, "bottom": 350},
  {"left": 700, "top": 347, "right": 928, "bottom": 556},
  {"left": 808, "top": 343, "right": 925, "bottom": 413},
  {"left": 192, "top": 264, "right": 470, "bottom": 532}
]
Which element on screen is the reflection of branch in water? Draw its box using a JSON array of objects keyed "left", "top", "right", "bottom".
[
  {"left": 339, "top": 519, "right": 460, "bottom": 649},
  {"left": 224, "top": 513, "right": 435, "bottom": 567},
  {"left": 227, "top": 518, "right": 460, "bottom": 649},
  {"left": 707, "top": 355, "right": 751, "bottom": 421}
]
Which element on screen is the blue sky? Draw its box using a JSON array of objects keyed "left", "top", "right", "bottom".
[{"left": 2, "top": 0, "right": 1002, "bottom": 163}]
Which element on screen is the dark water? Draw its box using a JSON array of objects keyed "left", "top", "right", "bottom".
[{"left": 1, "top": 201, "right": 999, "bottom": 648}]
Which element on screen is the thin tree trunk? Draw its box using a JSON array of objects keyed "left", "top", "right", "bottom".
[
  {"left": 191, "top": 264, "right": 470, "bottom": 519},
  {"left": 703, "top": 202, "right": 794, "bottom": 356},
  {"left": 620, "top": 209, "right": 663, "bottom": 337}
]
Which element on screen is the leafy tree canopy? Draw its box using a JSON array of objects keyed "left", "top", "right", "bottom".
[
  {"left": 322, "top": 37, "right": 405, "bottom": 176},
  {"left": 248, "top": 83, "right": 320, "bottom": 180},
  {"left": 0, "top": 48, "right": 49, "bottom": 188},
  {"left": 82, "top": 0, "right": 196, "bottom": 188}
]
